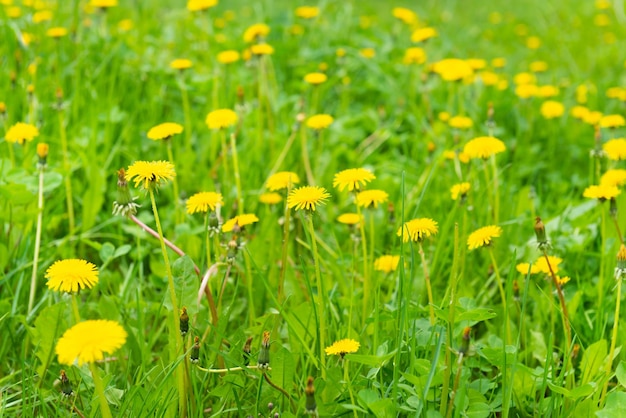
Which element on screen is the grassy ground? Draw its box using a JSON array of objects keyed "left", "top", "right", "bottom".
[{"left": 2, "top": 0, "right": 626, "bottom": 416}]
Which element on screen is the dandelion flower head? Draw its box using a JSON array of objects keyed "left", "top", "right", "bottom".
[
  {"left": 356, "top": 189, "right": 389, "bottom": 208},
  {"left": 374, "top": 255, "right": 401, "bottom": 273},
  {"left": 222, "top": 213, "right": 259, "bottom": 232},
  {"left": 251, "top": 43, "right": 274, "bottom": 55},
  {"left": 467, "top": 225, "right": 502, "bottom": 250},
  {"left": 600, "top": 169, "right": 626, "bottom": 187},
  {"left": 90, "top": 0, "right": 118, "bottom": 7},
  {"left": 170, "top": 59, "right": 193, "bottom": 70},
  {"left": 295, "top": 6, "right": 319, "bottom": 19},
  {"left": 56, "top": 320, "right": 127, "bottom": 366},
  {"left": 46, "top": 27, "right": 68, "bottom": 38},
  {"left": 534, "top": 255, "right": 563, "bottom": 274},
  {"left": 392, "top": 7, "right": 417, "bottom": 25},
  {"left": 463, "top": 136, "right": 506, "bottom": 159},
  {"left": 333, "top": 168, "right": 375, "bottom": 192},
  {"left": 403, "top": 47, "right": 426, "bottom": 65},
  {"left": 540, "top": 100, "right": 565, "bottom": 119},
  {"left": 337, "top": 213, "right": 362, "bottom": 225},
  {"left": 186, "top": 191, "right": 223, "bottom": 214},
  {"left": 243, "top": 23, "right": 270, "bottom": 42},
  {"left": 584, "top": 111, "right": 603, "bottom": 126},
  {"left": 397, "top": 218, "right": 438, "bottom": 243},
  {"left": 259, "top": 192, "right": 283, "bottom": 205},
  {"left": 266, "top": 171, "right": 300, "bottom": 191},
  {"left": 448, "top": 116, "right": 473, "bottom": 129},
  {"left": 325, "top": 338, "right": 360, "bottom": 357},
  {"left": 187, "top": 0, "right": 217, "bottom": 12},
  {"left": 206, "top": 109, "right": 238, "bottom": 130},
  {"left": 45, "top": 259, "right": 99, "bottom": 293},
  {"left": 411, "top": 27, "right": 437, "bottom": 43},
  {"left": 287, "top": 186, "right": 331, "bottom": 211},
  {"left": 600, "top": 114, "right": 626, "bottom": 129},
  {"left": 450, "top": 182, "right": 470, "bottom": 200},
  {"left": 217, "top": 50, "right": 240, "bottom": 64},
  {"left": 147, "top": 122, "right": 183, "bottom": 140},
  {"left": 603, "top": 138, "right": 626, "bottom": 160},
  {"left": 125, "top": 160, "right": 176, "bottom": 190},
  {"left": 583, "top": 184, "right": 621, "bottom": 200},
  {"left": 306, "top": 114, "right": 334, "bottom": 130},
  {"left": 304, "top": 72, "right": 327, "bottom": 85},
  {"left": 432, "top": 58, "right": 473, "bottom": 82},
  {"left": 5, "top": 122, "right": 39, "bottom": 144}
]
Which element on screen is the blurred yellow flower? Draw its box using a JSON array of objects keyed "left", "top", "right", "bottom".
[
  {"left": 304, "top": 72, "right": 327, "bottom": 85},
  {"left": 126, "top": 160, "right": 176, "bottom": 190},
  {"left": 450, "top": 182, "right": 470, "bottom": 200},
  {"left": 432, "top": 58, "right": 473, "bottom": 82},
  {"left": 540, "top": 101, "right": 565, "bottom": 119},
  {"left": 206, "top": 109, "right": 238, "bottom": 129},
  {"left": 33, "top": 10, "right": 53, "bottom": 23},
  {"left": 515, "top": 84, "right": 538, "bottom": 99},
  {"left": 217, "top": 50, "right": 240, "bottom": 64},
  {"left": 287, "top": 186, "right": 331, "bottom": 211},
  {"left": 295, "top": 6, "right": 319, "bottom": 19},
  {"left": 243, "top": 23, "right": 270, "bottom": 43},
  {"left": 333, "top": 168, "right": 375, "bottom": 192},
  {"left": 491, "top": 57, "right": 506, "bottom": 68},
  {"left": 306, "top": 114, "right": 334, "bottom": 130},
  {"left": 603, "top": 138, "right": 626, "bottom": 160},
  {"left": 147, "top": 122, "right": 183, "bottom": 140},
  {"left": 448, "top": 116, "right": 473, "bottom": 129},
  {"left": 583, "top": 184, "right": 621, "bottom": 200},
  {"left": 187, "top": 0, "right": 217, "bottom": 12},
  {"left": 355, "top": 189, "right": 389, "bottom": 208},
  {"left": 526, "top": 36, "right": 541, "bottom": 49},
  {"left": 411, "top": 27, "right": 437, "bottom": 43},
  {"left": 467, "top": 225, "right": 502, "bottom": 250},
  {"left": 5, "top": 122, "right": 39, "bottom": 144},
  {"left": 337, "top": 213, "right": 362, "bottom": 225},
  {"left": 374, "top": 255, "right": 400, "bottom": 273},
  {"left": 537, "top": 85, "right": 559, "bottom": 98},
  {"left": 392, "top": 7, "right": 417, "bottom": 25},
  {"left": 529, "top": 61, "right": 548, "bottom": 72},
  {"left": 466, "top": 59, "right": 486, "bottom": 70},
  {"left": 222, "top": 214, "right": 259, "bottom": 232},
  {"left": 403, "top": 47, "right": 426, "bottom": 65},
  {"left": 600, "top": 114, "right": 626, "bottom": 129},
  {"left": 46, "top": 27, "right": 68, "bottom": 38},
  {"left": 571, "top": 106, "right": 590, "bottom": 120},
  {"left": 463, "top": 136, "right": 506, "bottom": 159},
  {"left": 397, "top": 218, "right": 438, "bottom": 243},
  {"left": 325, "top": 338, "right": 360, "bottom": 357},
  {"left": 583, "top": 111, "right": 603, "bottom": 125},
  {"left": 600, "top": 169, "right": 626, "bottom": 187},
  {"left": 267, "top": 171, "right": 300, "bottom": 191},
  {"left": 259, "top": 192, "right": 283, "bottom": 205},
  {"left": 479, "top": 71, "right": 499, "bottom": 86},
  {"left": 56, "top": 320, "right": 127, "bottom": 366},
  {"left": 89, "top": 0, "right": 117, "bottom": 8},
  {"left": 251, "top": 43, "right": 274, "bottom": 55},
  {"left": 186, "top": 191, "right": 223, "bottom": 214},
  {"left": 514, "top": 72, "right": 536, "bottom": 85},
  {"left": 45, "top": 259, "right": 99, "bottom": 293},
  {"left": 359, "top": 48, "right": 375, "bottom": 58},
  {"left": 170, "top": 59, "right": 193, "bottom": 70}
]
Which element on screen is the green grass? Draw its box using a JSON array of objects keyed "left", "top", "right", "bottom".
[{"left": 2, "top": 0, "right": 626, "bottom": 416}]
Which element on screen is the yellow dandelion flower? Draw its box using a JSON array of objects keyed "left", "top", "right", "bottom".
[
  {"left": 397, "top": 218, "right": 438, "bottom": 243},
  {"left": 571, "top": 106, "right": 590, "bottom": 120},
  {"left": 492, "top": 57, "right": 506, "bottom": 68},
  {"left": 187, "top": 0, "right": 217, "bottom": 12},
  {"left": 259, "top": 192, "right": 283, "bottom": 205},
  {"left": 306, "top": 114, "right": 334, "bottom": 130},
  {"left": 289, "top": 24, "right": 305, "bottom": 35},
  {"left": 515, "top": 84, "right": 538, "bottom": 99},
  {"left": 266, "top": 171, "right": 300, "bottom": 191},
  {"left": 251, "top": 43, "right": 274, "bottom": 55},
  {"left": 356, "top": 189, "right": 389, "bottom": 208},
  {"left": 514, "top": 72, "right": 536, "bottom": 85},
  {"left": 243, "top": 23, "right": 270, "bottom": 43},
  {"left": 206, "top": 109, "right": 238, "bottom": 130},
  {"left": 603, "top": 138, "right": 626, "bottom": 160},
  {"left": 392, "top": 7, "right": 417, "bottom": 25},
  {"left": 295, "top": 6, "right": 319, "bottom": 19},
  {"left": 336, "top": 48, "right": 346, "bottom": 58},
  {"left": 540, "top": 100, "right": 565, "bottom": 119},
  {"left": 222, "top": 213, "right": 259, "bottom": 232},
  {"left": 516, "top": 262, "right": 540, "bottom": 275},
  {"left": 186, "top": 191, "right": 223, "bottom": 214},
  {"left": 584, "top": 111, "right": 603, "bottom": 125},
  {"left": 118, "top": 19, "right": 133, "bottom": 31},
  {"left": 600, "top": 169, "right": 626, "bottom": 187},
  {"left": 467, "top": 225, "right": 502, "bottom": 250},
  {"left": 479, "top": 71, "right": 499, "bottom": 86},
  {"left": 359, "top": 48, "right": 376, "bottom": 59},
  {"left": 7, "top": 6, "right": 21, "bottom": 18},
  {"left": 530, "top": 61, "right": 548, "bottom": 72},
  {"left": 287, "top": 186, "right": 331, "bottom": 211},
  {"left": 583, "top": 184, "right": 621, "bottom": 200},
  {"left": 56, "top": 320, "right": 127, "bottom": 366},
  {"left": 170, "top": 59, "right": 193, "bottom": 70},
  {"left": 89, "top": 0, "right": 117, "bottom": 8},
  {"left": 337, "top": 213, "right": 362, "bottom": 225},
  {"left": 463, "top": 136, "right": 506, "bottom": 159},
  {"left": 147, "top": 122, "right": 183, "bottom": 140},
  {"left": 125, "top": 160, "right": 176, "bottom": 190},
  {"left": 403, "top": 47, "right": 426, "bottom": 65},
  {"left": 438, "top": 112, "right": 451, "bottom": 122},
  {"left": 374, "top": 255, "right": 400, "bottom": 273},
  {"left": 46, "top": 27, "right": 68, "bottom": 38},
  {"left": 5, "top": 122, "right": 39, "bottom": 145},
  {"left": 333, "top": 168, "right": 375, "bottom": 192},
  {"left": 600, "top": 114, "right": 626, "bottom": 129},
  {"left": 432, "top": 58, "right": 473, "bottom": 82},
  {"left": 33, "top": 10, "right": 53, "bottom": 23},
  {"left": 534, "top": 255, "right": 563, "bottom": 274},
  {"left": 448, "top": 116, "right": 473, "bottom": 129},
  {"left": 45, "top": 259, "right": 99, "bottom": 293},
  {"left": 450, "top": 182, "right": 470, "bottom": 200},
  {"left": 537, "top": 85, "right": 559, "bottom": 98},
  {"left": 556, "top": 276, "right": 571, "bottom": 285},
  {"left": 217, "top": 50, "right": 240, "bottom": 64},
  {"left": 304, "top": 72, "right": 327, "bottom": 85},
  {"left": 325, "top": 338, "right": 360, "bottom": 357},
  {"left": 526, "top": 36, "right": 541, "bottom": 49},
  {"left": 607, "top": 87, "right": 626, "bottom": 99},
  {"left": 411, "top": 27, "right": 437, "bottom": 43},
  {"left": 466, "top": 58, "right": 486, "bottom": 70}
]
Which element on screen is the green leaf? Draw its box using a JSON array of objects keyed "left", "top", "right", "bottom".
[
  {"left": 455, "top": 308, "right": 497, "bottom": 323},
  {"left": 580, "top": 339, "right": 607, "bottom": 385},
  {"left": 165, "top": 255, "right": 199, "bottom": 317},
  {"left": 270, "top": 347, "right": 294, "bottom": 399},
  {"left": 546, "top": 382, "right": 570, "bottom": 397},
  {"left": 31, "top": 303, "right": 65, "bottom": 378},
  {"left": 100, "top": 242, "right": 115, "bottom": 263},
  {"left": 368, "top": 398, "right": 395, "bottom": 418},
  {"left": 568, "top": 382, "right": 596, "bottom": 400},
  {"left": 357, "top": 388, "right": 380, "bottom": 410},
  {"left": 597, "top": 391, "right": 626, "bottom": 418},
  {"left": 616, "top": 361, "right": 626, "bottom": 388},
  {"left": 345, "top": 351, "right": 395, "bottom": 367}
]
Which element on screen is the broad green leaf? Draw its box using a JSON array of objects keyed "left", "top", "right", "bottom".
[
  {"left": 358, "top": 388, "right": 380, "bottom": 410},
  {"left": 455, "top": 308, "right": 497, "bottom": 323},
  {"left": 31, "top": 303, "right": 65, "bottom": 378},
  {"left": 345, "top": 351, "right": 395, "bottom": 367},
  {"left": 100, "top": 242, "right": 115, "bottom": 263},
  {"left": 616, "top": 361, "right": 626, "bottom": 388},
  {"left": 166, "top": 255, "right": 200, "bottom": 317},
  {"left": 271, "top": 347, "right": 294, "bottom": 398},
  {"left": 580, "top": 339, "right": 607, "bottom": 385},
  {"left": 568, "top": 382, "right": 596, "bottom": 400},
  {"left": 368, "top": 398, "right": 395, "bottom": 418},
  {"left": 597, "top": 391, "right": 626, "bottom": 418},
  {"left": 547, "top": 382, "right": 570, "bottom": 396}
]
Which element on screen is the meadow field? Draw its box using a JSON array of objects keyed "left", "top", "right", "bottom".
[{"left": 2, "top": 0, "right": 626, "bottom": 416}]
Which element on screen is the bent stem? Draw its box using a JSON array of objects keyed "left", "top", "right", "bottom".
[
  {"left": 148, "top": 190, "right": 186, "bottom": 417},
  {"left": 418, "top": 242, "right": 435, "bottom": 326},
  {"left": 89, "top": 362, "right": 113, "bottom": 418},
  {"left": 306, "top": 213, "right": 326, "bottom": 379},
  {"left": 27, "top": 164, "right": 45, "bottom": 317}
]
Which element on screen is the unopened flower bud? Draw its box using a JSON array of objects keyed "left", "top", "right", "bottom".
[
  {"left": 615, "top": 244, "right": 626, "bottom": 280},
  {"left": 0, "top": 102, "right": 6, "bottom": 115},
  {"left": 112, "top": 168, "right": 139, "bottom": 217},
  {"left": 243, "top": 336, "right": 253, "bottom": 366},
  {"left": 460, "top": 326, "right": 471, "bottom": 355},
  {"left": 305, "top": 376, "right": 317, "bottom": 415},
  {"left": 60, "top": 370, "right": 73, "bottom": 397},
  {"left": 610, "top": 197, "right": 618, "bottom": 218},
  {"left": 534, "top": 217, "right": 550, "bottom": 251},
  {"left": 190, "top": 336, "right": 200, "bottom": 363},
  {"left": 179, "top": 307, "right": 189, "bottom": 336},
  {"left": 513, "top": 279, "right": 520, "bottom": 301},
  {"left": 257, "top": 331, "right": 270, "bottom": 369},
  {"left": 37, "top": 143, "right": 49, "bottom": 166}
]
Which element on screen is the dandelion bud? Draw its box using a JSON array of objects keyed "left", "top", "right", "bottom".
[
  {"left": 257, "top": 331, "right": 270, "bottom": 369},
  {"left": 571, "top": 343, "right": 580, "bottom": 361},
  {"left": 268, "top": 402, "right": 274, "bottom": 411},
  {"left": 179, "top": 307, "right": 189, "bottom": 336},
  {"left": 190, "top": 336, "right": 200, "bottom": 363},
  {"left": 226, "top": 239, "right": 239, "bottom": 263},
  {"left": 534, "top": 216, "right": 549, "bottom": 250},
  {"left": 27, "top": 84, "right": 35, "bottom": 94},
  {"left": 615, "top": 244, "right": 626, "bottom": 280},
  {"left": 513, "top": 279, "right": 520, "bottom": 301},
  {"left": 112, "top": 168, "right": 139, "bottom": 217},
  {"left": 237, "top": 85, "right": 244, "bottom": 104},
  {"left": 460, "top": 326, "right": 471, "bottom": 355},
  {"left": 610, "top": 197, "right": 618, "bottom": 218},
  {"left": 0, "top": 102, "right": 6, "bottom": 115},
  {"left": 243, "top": 336, "right": 253, "bottom": 366},
  {"left": 304, "top": 376, "right": 317, "bottom": 415},
  {"left": 208, "top": 211, "right": 220, "bottom": 235},
  {"left": 37, "top": 143, "right": 49, "bottom": 166},
  {"left": 10, "top": 71, "right": 16, "bottom": 89},
  {"left": 60, "top": 370, "right": 73, "bottom": 397}
]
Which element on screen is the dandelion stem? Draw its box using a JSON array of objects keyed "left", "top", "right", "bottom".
[
  {"left": 89, "top": 363, "right": 113, "bottom": 418},
  {"left": 71, "top": 294, "right": 81, "bottom": 323},
  {"left": 149, "top": 190, "right": 186, "bottom": 417},
  {"left": 490, "top": 155, "right": 500, "bottom": 225},
  {"left": 179, "top": 77, "right": 193, "bottom": 156},
  {"left": 418, "top": 242, "right": 436, "bottom": 325},
  {"left": 278, "top": 187, "right": 292, "bottom": 303},
  {"left": 27, "top": 164, "right": 45, "bottom": 317},
  {"left": 220, "top": 129, "right": 230, "bottom": 184},
  {"left": 166, "top": 141, "right": 182, "bottom": 224},
  {"left": 446, "top": 353, "right": 465, "bottom": 418},
  {"left": 489, "top": 247, "right": 510, "bottom": 344},
  {"left": 301, "top": 127, "right": 315, "bottom": 185},
  {"left": 355, "top": 203, "right": 369, "bottom": 324},
  {"left": 58, "top": 109, "right": 75, "bottom": 234},
  {"left": 344, "top": 360, "right": 358, "bottom": 418},
  {"left": 306, "top": 213, "right": 327, "bottom": 379},
  {"left": 204, "top": 213, "right": 211, "bottom": 268},
  {"left": 230, "top": 133, "right": 243, "bottom": 215},
  {"left": 602, "top": 276, "right": 622, "bottom": 404},
  {"left": 597, "top": 205, "right": 607, "bottom": 339}
]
